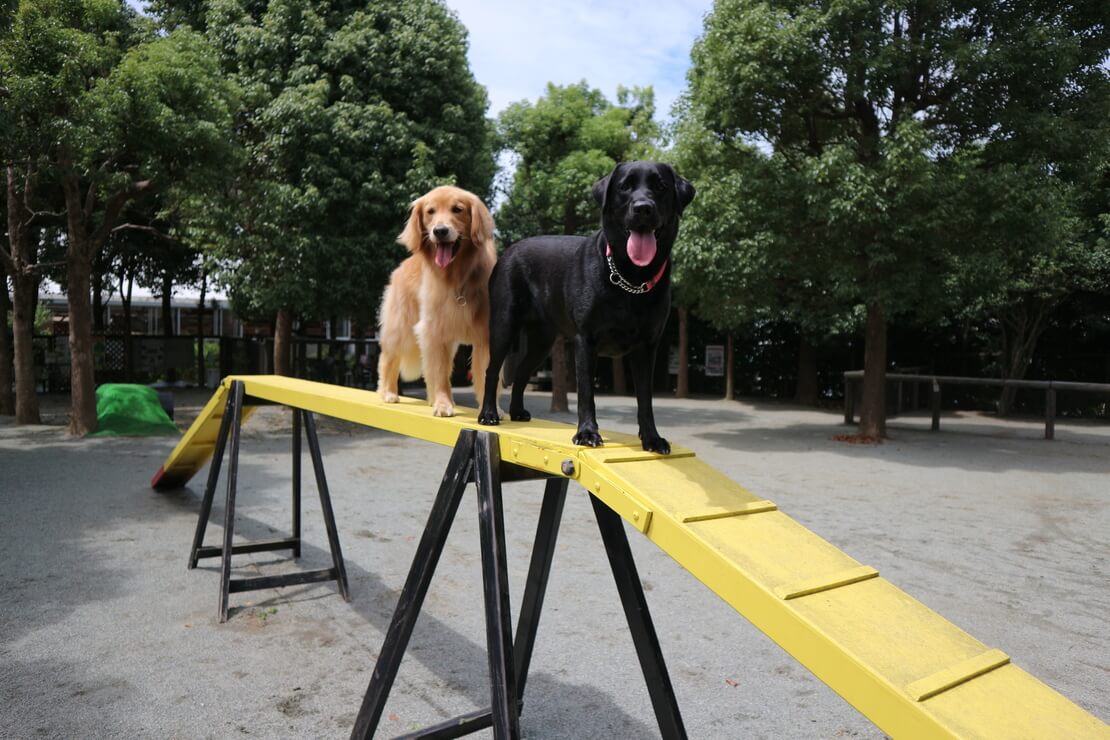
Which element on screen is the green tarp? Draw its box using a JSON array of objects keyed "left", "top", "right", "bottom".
[{"left": 90, "top": 384, "right": 180, "bottom": 437}]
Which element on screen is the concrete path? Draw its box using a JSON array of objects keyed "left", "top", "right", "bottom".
[{"left": 1, "top": 390, "right": 1106, "bottom": 738}]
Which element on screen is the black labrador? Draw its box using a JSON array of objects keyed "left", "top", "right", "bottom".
[{"left": 477, "top": 160, "right": 695, "bottom": 453}]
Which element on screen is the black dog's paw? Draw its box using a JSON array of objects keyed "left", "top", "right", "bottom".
[
  {"left": 572, "top": 429, "right": 604, "bottom": 447},
  {"left": 641, "top": 434, "right": 670, "bottom": 455},
  {"left": 509, "top": 408, "right": 531, "bottom": 422},
  {"left": 477, "top": 407, "right": 501, "bottom": 426}
]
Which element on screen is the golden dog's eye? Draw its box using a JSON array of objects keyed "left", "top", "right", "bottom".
[
  {"left": 451, "top": 204, "right": 463, "bottom": 213},
  {"left": 427, "top": 208, "right": 436, "bottom": 215}
]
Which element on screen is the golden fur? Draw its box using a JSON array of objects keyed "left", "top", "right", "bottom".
[{"left": 377, "top": 185, "right": 499, "bottom": 417}]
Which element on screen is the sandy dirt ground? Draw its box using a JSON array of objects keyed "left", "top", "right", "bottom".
[{"left": 1, "top": 388, "right": 1107, "bottom": 739}]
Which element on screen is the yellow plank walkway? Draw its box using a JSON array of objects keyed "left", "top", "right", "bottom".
[{"left": 154, "top": 376, "right": 1108, "bottom": 739}]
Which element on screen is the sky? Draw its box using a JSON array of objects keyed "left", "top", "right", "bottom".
[
  {"left": 443, "top": 0, "right": 713, "bottom": 119},
  {"left": 128, "top": 0, "right": 714, "bottom": 120}
]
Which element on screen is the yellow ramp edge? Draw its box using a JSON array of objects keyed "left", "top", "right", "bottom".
[{"left": 154, "top": 376, "right": 1109, "bottom": 739}]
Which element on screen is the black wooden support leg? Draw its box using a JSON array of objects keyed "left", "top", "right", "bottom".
[
  {"left": 350, "top": 430, "right": 477, "bottom": 740},
  {"left": 304, "top": 410, "right": 350, "bottom": 601},
  {"left": 188, "top": 385, "right": 235, "bottom": 569},
  {"left": 393, "top": 477, "right": 569, "bottom": 740},
  {"left": 474, "top": 432, "right": 519, "bottom": 740},
  {"left": 218, "top": 380, "right": 246, "bottom": 623},
  {"left": 292, "top": 408, "right": 302, "bottom": 558},
  {"left": 590, "top": 494, "right": 687, "bottom": 740},
  {"left": 190, "top": 382, "right": 351, "bottom": 622},
  {"left": 511, "top": 477, "right": 568, "bottom": 702}
]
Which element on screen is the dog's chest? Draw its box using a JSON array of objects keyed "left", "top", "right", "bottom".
[{"left": 584, "top": 294, "right": 669, "bottom": 357}]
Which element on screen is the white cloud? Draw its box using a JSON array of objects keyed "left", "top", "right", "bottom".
[{"left": 445, "top": 0, "right": 712, "bottom": 120}]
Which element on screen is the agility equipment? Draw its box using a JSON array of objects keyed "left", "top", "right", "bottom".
[{"left": 153, "top": 376, "right": 1108, "bottom": 739}]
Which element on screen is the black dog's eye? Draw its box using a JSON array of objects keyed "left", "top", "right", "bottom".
[
  {"left": 619, "top": 180, "right": 633, "bottom": 192},
  {"left": 649, "top": 177, "right": 664, "bottom": 192},
  {"left": 451, "top": 204, "right": 463, "bottom": 214}
]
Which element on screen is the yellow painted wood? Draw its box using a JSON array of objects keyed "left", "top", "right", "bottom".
[
  {"left": 907, "top": 649, "right": 1011, "bottom": 702},
  {"left": 773, "top": 565, "right": 880, "bottom": 600},
  {"left": 680, "top": 499, "right": 777, "bottom": 523},
  {"left": 156, "top": 376, "right": 1110, "bottom": 739}
]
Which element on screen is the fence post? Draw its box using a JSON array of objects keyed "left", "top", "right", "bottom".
[
  {"left": 930, "top": 380, "right": 941, "bottom": 432},
  {"left": 1045, "top": 387, "right": 1056, "bottom": 441}
]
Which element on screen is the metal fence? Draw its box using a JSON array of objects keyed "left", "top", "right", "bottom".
[
  {"left": 30, "top": 335, "right": 383, "bottom": 391},
  {"left": 843, "top": 370, "right": 1110, "bottom": 439}
]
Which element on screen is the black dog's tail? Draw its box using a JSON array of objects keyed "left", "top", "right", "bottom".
[{"left": 499, "top": 330, "right": 526, "bottom": 387}]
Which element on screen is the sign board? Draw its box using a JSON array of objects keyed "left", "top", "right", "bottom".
[{"left": 705, "top": 344, "right": 725, "bottom": 377}]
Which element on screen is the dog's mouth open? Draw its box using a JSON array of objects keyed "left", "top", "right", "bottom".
[
  {"left": 625, "top": 229, "right": 658, "bottom": 267},
  {"left": 432, "top": 239, "right": 461, "bottom": 269}
]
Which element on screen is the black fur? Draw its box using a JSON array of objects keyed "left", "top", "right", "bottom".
[{"left": 477, "top": 160, "right": 695, "bottom": 453}]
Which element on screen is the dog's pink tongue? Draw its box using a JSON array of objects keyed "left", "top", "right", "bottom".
[
  {"left": 626, "top": 230, "right": 657, "bottom": 266},
  {"left": 435, "top": 244, "right": 452, "bottom": 268}
]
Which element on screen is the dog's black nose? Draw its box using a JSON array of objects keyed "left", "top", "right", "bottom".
[
  {"left": 433, "top": 225, "right": 450, "bottom": 240},
  {"left": 632, "top": 200, "right": 655, "bottom": 218}
]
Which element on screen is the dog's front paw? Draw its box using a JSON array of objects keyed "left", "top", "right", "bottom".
[
  {"left": 572, "top": 429, "right": 603, "bottom": 447},
  {"left": 640, "top": 434, "right": 670, "bottom": 455},
  {"left": 509, "top": 407, "right": 531, "bottom": 422},
  {"left": 477, "top": 406, "right": 501, "bottom": 426},
  {"left": 380, "top": 390, "right": 399, "bottom": 404},
  {"left": 432, "top": 400, "right": 455, "bottom": 417}
]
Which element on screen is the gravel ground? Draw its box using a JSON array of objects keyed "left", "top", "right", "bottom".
[{"left": 1, "top": 388, "right": 1107, "bottom": 739}]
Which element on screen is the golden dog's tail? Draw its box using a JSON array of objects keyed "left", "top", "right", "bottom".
[{"left": 399, "top": 349, "right": 422, "bottom": 382}]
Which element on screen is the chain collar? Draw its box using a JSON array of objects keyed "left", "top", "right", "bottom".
[{"left": 606, "top": 249, "right": 668, "bottom": 294}]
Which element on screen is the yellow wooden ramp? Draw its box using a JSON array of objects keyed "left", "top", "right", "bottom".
[{"left": 154, "top": 376, "right": 1107, "bottom": 739}]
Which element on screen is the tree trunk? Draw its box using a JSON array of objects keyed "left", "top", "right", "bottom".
[
  {"left": 550, "top": 339, "right": 569, "bottom": 412},
  {"left": 66, "top": 254, "right": 98, "bottom": 434},
  {"left": 675, "top": 306, "right": 689, "bottom": 399},
  {"left": 612, "top": 356, "right": 627, "bottom": 395},
  {"left": 724, "top": 333, "right": 735, "bottom": 401},
  {"left": 0, "top": 266, "right": 14, "bottom": 415},
  {"left": 161, "top": 271, "right": 174, "bottom": 337},
  {"left": 795, "top": 335, "right": 819, "bottom": 406},
  {"left": 121, "top": 269, "right": 134, "bottom": 382},
  {"left": 857, "top": 303, "right": 887, "bottom": 438},
  {"left": 92, "top": 267, "right": 104, "bottom": 333},
  {"left": 197, "top": 267, "right": 207, "bottom": 388},
  {"left": 274, "top": 306, "right": 292, "bottom": 376},
  {"left": 4, "top": 165, "right": 42, "bottom": 424},
  {"left": 997, "top": 299, "right": 1051, "bottom": 416}
]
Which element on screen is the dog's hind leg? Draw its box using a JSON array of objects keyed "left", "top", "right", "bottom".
[
  {"left": 507, "top": 325, "right": 554, "bottom": 422},
  {"left": 470, "top": 340, "right": 504, "bottom": 420},
  {"left": 629, "top": 343, "right": 669, "bottom": 454}
]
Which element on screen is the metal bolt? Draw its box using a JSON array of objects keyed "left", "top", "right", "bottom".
[{"left": 560, "top": 459, "right": 575, "bottom": 476}]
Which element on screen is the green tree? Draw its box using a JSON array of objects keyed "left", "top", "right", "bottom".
[
  {"left": 497, "top": 82, "right": 660, "bottom": 409},
  {"left": 1, "top": 0, "right": 239, "bottom": 433},
  {"left": 684, "top": 0, "right": 1109, "bottom": 436},
  {"left": 195, "top": 0, "right": 496, "bottom": 375}
]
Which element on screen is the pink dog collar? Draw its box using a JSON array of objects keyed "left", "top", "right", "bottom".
[{"left": 606, "top": 244, "right": 668, "bottom": 294}]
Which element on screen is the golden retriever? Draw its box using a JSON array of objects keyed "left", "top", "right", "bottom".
[{"left": 377, "top": 185, "right": 499, "bottom": 417}]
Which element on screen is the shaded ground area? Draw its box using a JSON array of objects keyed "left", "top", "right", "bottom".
[{"left": 2, "top": 388, "right": 1107, "bottom": 738}]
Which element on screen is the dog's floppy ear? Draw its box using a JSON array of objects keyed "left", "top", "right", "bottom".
[
  {"left": 592, "top": 162, "right": 622, "bottom": 212},
  {"left": 666, "top": 165, "right": 696, "bottom": 214},
  {"left": 397, "top": 195, "right": 425, "bottom": 254},
  {"left": 468, "top": 193, "right": 494, "bottom": 247}
]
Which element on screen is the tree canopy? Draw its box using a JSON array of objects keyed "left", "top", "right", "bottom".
[
  {"left": 197, "top": 0, "right": 497, "bottom": 354},
  {"left": 678, "top": 0, "right": 1110, "bottom": 434}
]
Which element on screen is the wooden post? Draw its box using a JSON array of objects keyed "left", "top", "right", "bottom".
[
  {"left": 1045, "top": 388, "right": 1056, "bottom": 441},
  {"left": 930, "top": 381, "right": 941, "bottom": 432}
]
